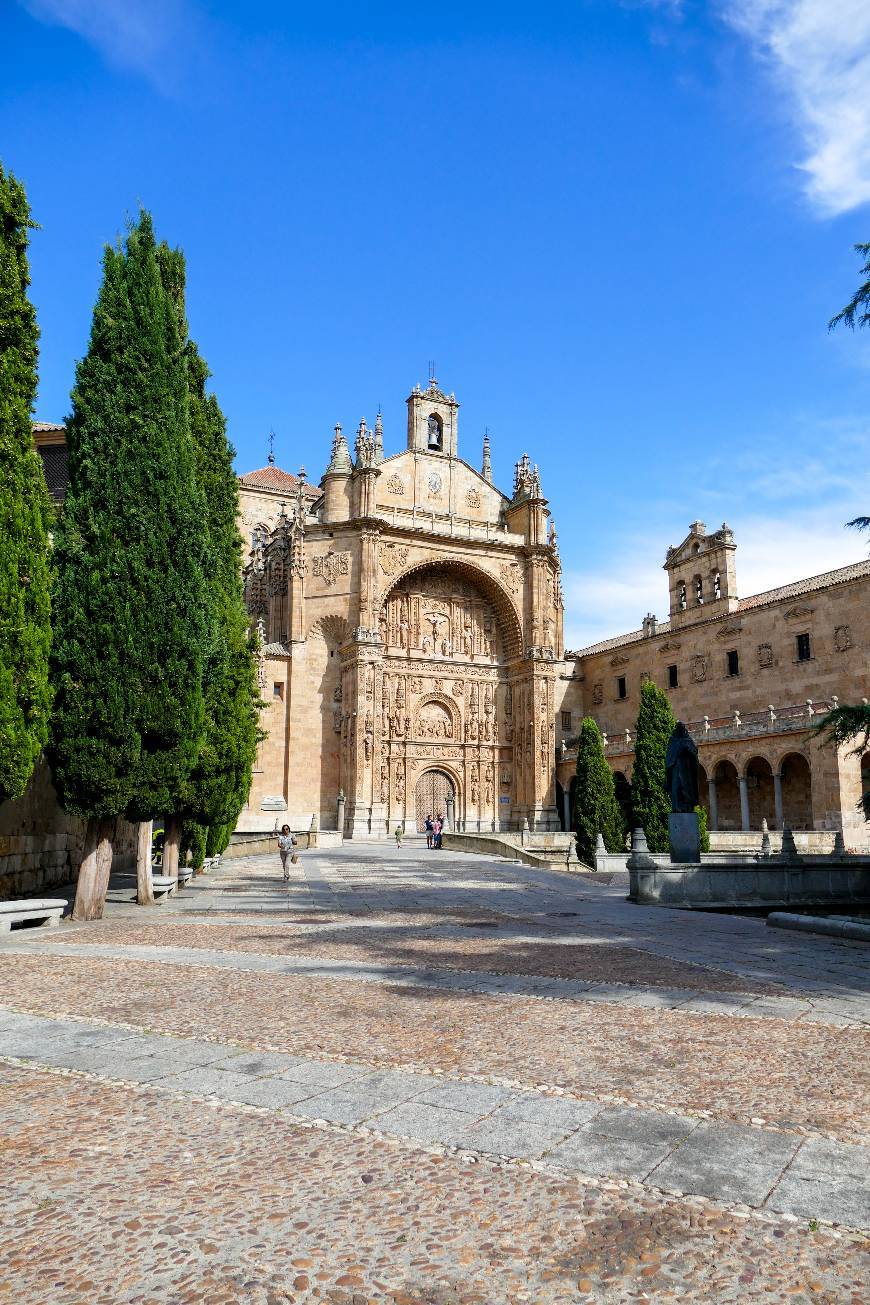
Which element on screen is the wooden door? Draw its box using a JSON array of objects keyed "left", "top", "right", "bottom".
[{"left": 415, "top": 770, "right": 454, "bottom": 832}]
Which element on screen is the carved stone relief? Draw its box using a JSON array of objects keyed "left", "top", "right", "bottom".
[
  {"left": 757, "top": 642, "right": 773, "bottom": 669},
  {"left": 312, "top": 551, "right": 350, "bottom": 586},
  {"left": 691, "top": 654, "right": 707, "bottom": 683},
  {"left": 834, "top": 624, "right": 852, "bottom": 652}
]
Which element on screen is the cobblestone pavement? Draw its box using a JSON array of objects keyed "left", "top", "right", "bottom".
[{"left": 1, "top": 843, "right": 868, "bottom": 1302}]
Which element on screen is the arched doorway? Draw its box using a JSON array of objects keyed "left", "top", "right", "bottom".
[
  {"left": 745, "top": 756, "right": 775, "bottom": 829},
  {"left": 415, "top": 769, "right": 455, "bottom": 832},
  {"left": 780, "top": 752, "right": 812, "bottom": 829},
  {"left": 712, "top": 759, "right": 740, "bottom": 830}
]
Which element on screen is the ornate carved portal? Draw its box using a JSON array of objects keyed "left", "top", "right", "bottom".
[
  {"left": 365, "top": 562, "right": 547, "bottom": 832},
  {"left": 415, "top": 770, "right": 455, "bottom": 832}
]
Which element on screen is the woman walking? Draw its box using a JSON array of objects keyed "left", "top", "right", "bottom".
[{"left": 277, "top": 823, "right": 297, "bottom": 881}]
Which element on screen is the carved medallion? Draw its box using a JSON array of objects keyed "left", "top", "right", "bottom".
[
  {"left": 466, "top": 488, "right": 481, "bottom": 509},
  {"left": 757, "top": 642, "right": 773, "bottom": 669},
  {"left": 387, "top": 473, "right": 404, "bottom": 495},
  {"left": 592, "top": 682, "right": 603, "bottom": 706},
  {"left": 312, "top": 551, "right": 350, "bottom": 586},
  {"left": 834, "top": 624, "right": 852, "bottom": 652},
  {"left": 691, "top": 654, "right": 707, "bottom": 683},
  {"left": 427, "top": 471, "right": 442, "bottom": 496},
  {"left": 499, "top": 561, "right": 521, "bottom": 594},
  {"left": 379, "top": 543, "right": 409, "bottom": 577}
]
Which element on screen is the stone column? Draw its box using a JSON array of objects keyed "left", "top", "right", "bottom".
[
  {"left": 738, "top": 775, "right": 751, "bottom": 832},
  {"left": 708, "top": 776, "right": 718, "bottom": 832},
  {"left": 445, "top": 796, "right": 454, "bottom": 832},
  {"left": 562, "top": 788, "right": 572, "bottom": 832},
  {"left": 773, "top": 772, "right": 784, "bottom": 830},
  {"left": 336, "top": 791, "right": 345, "bottom": 836}
]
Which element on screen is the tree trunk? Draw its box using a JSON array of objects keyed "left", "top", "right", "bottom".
[
  {"left": 71, "top": 816, "right": 116, "bottom": 921},
  {"left": 136, "top": 820, "right": 155, "bottom": 906},
  {"left": 163, "top": 814, "right": 181, "bottom": 884}
]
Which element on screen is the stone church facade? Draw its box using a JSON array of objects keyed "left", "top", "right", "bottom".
[
  {"left": 238, "top": 378, "right": 564, "bottom": 836},
  {"left": 238, "top": 379, "right": 869, "bottom": 847}
]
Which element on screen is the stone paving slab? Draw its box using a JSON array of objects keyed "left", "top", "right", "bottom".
[{"left": 649, "top": 1121, "right": 802, "bottom": 1206}]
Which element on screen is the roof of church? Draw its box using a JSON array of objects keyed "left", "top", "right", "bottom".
[
  {"left": 33, "top": 421, "right": 66, "bottom": 432},
  {"left": 239, "top": 465, "right": 320, "bottom": 497},
  {"left": 567, "top": 557, "right": 870, "bottom": 659}
]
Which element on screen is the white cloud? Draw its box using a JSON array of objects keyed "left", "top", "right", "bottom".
[
  {"left": 19, "top": 0, "right": 197, "bottom": 89},
  {"left": 721, "top": 0, "right": 870, "bottom": 215}
]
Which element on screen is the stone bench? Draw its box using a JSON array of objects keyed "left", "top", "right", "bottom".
[
  {"left": 0, "top": 899, "right": 67, "bottom": 931},
  {"left": 150, "top": 876, "right": 176, "bottom": 901},
  {"left": 177, "top": 866, "right": 194, "bottom": 887}
]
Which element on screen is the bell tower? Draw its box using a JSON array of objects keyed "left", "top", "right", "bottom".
[
  {"left": 664, "top": 521, "right": 738, "bottom": 625},
  {"left": 406, "top": 375, "right": 459, "bottom": 458}
]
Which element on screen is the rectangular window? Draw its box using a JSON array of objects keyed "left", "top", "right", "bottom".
[
  {"left": 726, "top": 650, "right": 739, "bottom": 678},
  {"left": 273, "top": 681, "right": 285, "bottom": 700},
  {"left": 561, "top": 710, "right": 572, "bottom": 730},
  {"left": 617, "top": 676, "right": 627, "bottom": 700},
  {"left": 796, "top": 632, "right": 812, "bottom": 662},
  {"left": 668, "top": 664, "right": 678, "bottom": 689}
]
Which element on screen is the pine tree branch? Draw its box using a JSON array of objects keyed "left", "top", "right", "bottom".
[{"left": 829, "top": 242, "right": 870, "bottom": 331}]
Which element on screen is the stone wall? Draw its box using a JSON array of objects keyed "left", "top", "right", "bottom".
[{"left": 0, "top": 761, "right": 137, "bottom": 899}]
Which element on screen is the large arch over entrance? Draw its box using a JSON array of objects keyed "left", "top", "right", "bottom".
[
  {"left": 381, "top": 558, "right": 523, "bottom": 660},
  {"left": 415, "top": 769, "right": 456, "bottom": 832}
]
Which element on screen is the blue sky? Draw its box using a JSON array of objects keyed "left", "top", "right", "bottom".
[{"left": 3, "top": 0, "right": 869, "bottom": 647}]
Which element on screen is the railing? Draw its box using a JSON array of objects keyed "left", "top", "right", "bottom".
[
  {"left": 379, "top": 503, "right": 525, "bottom": 545},
  {"left": 560, "top": 697, "right": 842, "bottom": 760}
]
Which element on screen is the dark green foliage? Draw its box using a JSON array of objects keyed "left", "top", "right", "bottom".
[
  {"left": 205, "top": 822, "right": 233, "bottom": 857},
  {"left": 829, "top": 242, "right": 870, "bottom": 331},
  {"left": 694, "top": 804, "right": 710, "bottom": 853},
  {"left": 815, "top": 702, "right": 870, "bottom": 819},
  {"left": 573, "top": 717, "right": 625, "bottom": 865},
  {"left": 614, "top": 771, "right": 633, "bottom": 839},
  {"left": 181, "top": 819, "right": 206, "bottom": 869},
  {"left": 156, "top": 243, "right": 261, "bottom": 837},
  {"left": 0, "top": 163, "right": 52, "bottom": 803},
  {"left": 49, "top": 212, "right": 208, "bottom": 820},
  {"left": 632, "top": 680, "right": 676, "bottom": 853}
]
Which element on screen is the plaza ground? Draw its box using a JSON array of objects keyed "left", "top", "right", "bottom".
[{"left": 1, "top": 843, "right": 868, "bottom": 1303}]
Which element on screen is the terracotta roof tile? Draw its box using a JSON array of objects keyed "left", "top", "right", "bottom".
[
  {"left": 239, "top": 465, "right": 320, "bottom": 497},
  {"left": 32, "top": 421, "right": 66, "bottom": 432}
]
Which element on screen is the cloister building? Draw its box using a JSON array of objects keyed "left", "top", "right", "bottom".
[{"left": 554, "top": 522, "right": 870, "bottom": 850}]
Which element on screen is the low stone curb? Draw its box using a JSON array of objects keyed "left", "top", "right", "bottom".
[{"left": 768, "top": 911, "right": 870, "bottom": 942}]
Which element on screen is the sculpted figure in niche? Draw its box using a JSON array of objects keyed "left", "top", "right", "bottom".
[
  {"left": 380, "top": 763, "right": 389, "bottom": 802},
  {"left": 665, "top": 722, "right": 699, "bottom": 813}
]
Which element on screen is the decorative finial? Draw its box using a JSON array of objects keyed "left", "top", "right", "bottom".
[
  {"left": 373, "top": 408, "right": 384, "bottom": 464},
  {"left": 428, "top": 359, "right": 437, "bottom": 388},
  {"left": 482, "top": 427, "right": 492, "bottom": 483},
  {"left": 267, "top": 428, "right": 276, "bottom": 466}
]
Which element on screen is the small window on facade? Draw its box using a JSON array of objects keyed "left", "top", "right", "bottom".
[
  {"left": 678, "top": 582, "right": 687, "bottom": 610},
  {"left": 273, "top": 681, "right": 285, "bottom": 700},
  {"left": 796, "top": 632, "right": 812, "bottom": 662},
  {"left": 714, "top": 571, "right": 721, "bottom": 599},
  {"left": 617, "top": 676, "right": 627, "bottom": 700},
  {"left": 726, "top": 650, "right": 739, "bottom": 677},
  {"left": 561, "top": 710, "right": 572, "bottom": 730},
  {"left": 694, "top": 576, "right": 703, "bottom": 605},
  {"left": 668, "top": 664, "right": 678, "bottom": 689}
]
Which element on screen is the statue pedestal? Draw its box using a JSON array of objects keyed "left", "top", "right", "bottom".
[{"left": 669, "top": 813, "right": 700, "bottom": 864}]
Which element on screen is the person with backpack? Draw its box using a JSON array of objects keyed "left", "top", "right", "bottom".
[{"left": 424, "top": 815, "right": 434, "bottom": 849}]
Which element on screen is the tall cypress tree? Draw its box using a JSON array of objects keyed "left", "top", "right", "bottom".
[
  {"left": 573, "top": 717, "right": 625, "bottom": 866},
  {"left": 49, "top": 212, "right": 208, "bottom": 919},
  {"left": 0, "top": 163, "right": 52, "bottom": 804},
  {"left": 631, "top": 680, "right": 675, "bottom": 853},
  {"left": 157, "top": 244, "right": 261, "bottom": 859}
]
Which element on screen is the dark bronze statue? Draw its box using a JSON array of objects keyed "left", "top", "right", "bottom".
[{"left": 665, "top": 721, "right": 699, "bottom": 813}]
